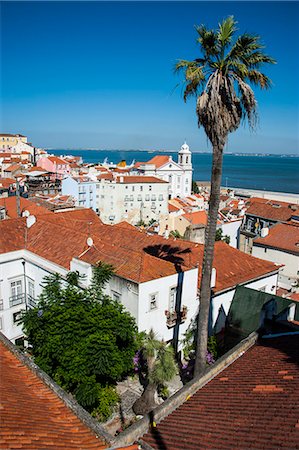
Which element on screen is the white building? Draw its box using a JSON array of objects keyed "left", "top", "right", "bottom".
[
  {"left": 62, "top": 176, "right": 98, "bottom": 211},
  {"left": 96, "top": 175, "right": 169, "bottom": 224},
  {"left": 135, "top": 142, "right": 193, "bottom": 199},
  {"left": 252, "top": 223, "right": 299, "bottom": 290},
  {"left": 0, "top": 209, "right": 281, "bottom": 346},
  {"left": 62, "top": 174, "right": 169, "bottom": 225}
]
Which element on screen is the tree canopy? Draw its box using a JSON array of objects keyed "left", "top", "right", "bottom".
[{"left": 21, "top": 265, "right": 138, "bottom": 421}]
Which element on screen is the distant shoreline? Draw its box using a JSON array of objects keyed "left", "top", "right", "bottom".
[{"left": 48, "top": 148, "right": 299, "bottom": 158}]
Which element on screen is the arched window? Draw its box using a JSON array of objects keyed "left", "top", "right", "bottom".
[{"left": 186, "top": 156, "right": 189, "bottom": 164}]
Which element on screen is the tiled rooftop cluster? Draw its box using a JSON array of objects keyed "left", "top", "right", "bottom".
[
  {"left": 142, "top": 334, "right": 299, "bottom": 449},
  {"left": 0, "top": 209, "right": 278, "bottom": 291}
]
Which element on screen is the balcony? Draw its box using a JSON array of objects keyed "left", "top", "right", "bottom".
[
  {"left": 165, "top": 306, "right": 188, "bottom": 328},
  {"left": 9, "top": 293, "right": 37, "bottom": 308},
  {"left": 9, "top": 293, "right": 25, "bottom": 307}
]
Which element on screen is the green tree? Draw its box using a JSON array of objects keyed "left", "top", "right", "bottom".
[
  {"left": 215, "top": 228, "right": 230, "bottom": 244},
  {"left": 192, "top": 180, "right": 200, "bottom": 194},
  {"left": 133, "top": 330, "right": 177, "bottom": 415},
  {"left": 21, "top": 265, "right": 138, "bottom": 421},
  {"left": 176, "top": 16, "right": 275, "bottom": 375},
  {"left": 169, "top": 229, "right": 183, "bottom": 239}
]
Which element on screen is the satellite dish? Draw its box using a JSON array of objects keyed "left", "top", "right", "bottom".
[{"left": 87, "top": 237, "right": 93, "bottom": 247}]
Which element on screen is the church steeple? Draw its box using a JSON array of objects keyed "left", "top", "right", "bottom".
[{"left": 178, "top": 141, "right": 192, "bottom": 169}]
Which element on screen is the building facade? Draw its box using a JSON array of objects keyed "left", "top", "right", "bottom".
[{"left": 135, "top": 142, "right": 193, "bottom": 199}]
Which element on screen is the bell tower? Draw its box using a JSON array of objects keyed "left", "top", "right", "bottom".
[
  {"left": 178, "top": 141, "right": 192, "bottom": 197},
  {"left": 178, "top": 141, "right": 192, "bottom": 169}
]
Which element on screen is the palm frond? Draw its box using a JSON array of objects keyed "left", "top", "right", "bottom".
[
  {"left": 217, "top": 16, "right": 237, "bottom": 48},
  {"left": 247, "top": 70, "right": 272, "bottom": 89},
  {"left": 196, "top": 25, "right": 219, "bottom": 57},
  {"left": 227, "top": 34, "right": 262, "bottom": 61},
  {"left": 240, "top": 51, "right": 276, "bottom": 68}
]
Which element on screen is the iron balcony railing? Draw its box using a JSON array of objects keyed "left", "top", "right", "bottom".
[
  {"left": 9, "top": 293, "right": 26, "bottom": 307},
  {"left": 9, "top": 293, "right": 37, "bottom": 308}
]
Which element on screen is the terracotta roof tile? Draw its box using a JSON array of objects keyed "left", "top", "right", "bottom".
[
  {"left": 48, "top": 156, "right": 69, "bottom": 165},
  {"left": 246, "top": 200, "right": 298, "bottom": 222},
  {"left": 183, "top": 211, "right": 208, "bottom": 226},
  {"left": 0, "top": 335, "right": 107, "bottom": 449},
  {"left": 142, "top": 334, "right": 299, "bottom": 449},
  {"left": 144, "top": 155, "right": 170, "bottom": 168},
  {"left": 254, "top": 223, "right": 299, "bottom": 254},
  {"left": 0, "top": 196, "right": 50, "bottom": 219},
  {"left": 0, "top": 211, "right": 278, "bottom": 289}
]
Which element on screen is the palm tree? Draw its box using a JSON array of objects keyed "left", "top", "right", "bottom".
[
  {"left": 175, "top": 16, "right": 275, "bottom": 376},
  {"left": 133, "top": 330, "right": 177, "bottom": 415}
]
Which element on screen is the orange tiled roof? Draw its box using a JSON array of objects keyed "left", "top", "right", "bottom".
[
  {"left": 183, "top": 211, "right": 208, "bottom": 226},
  {"left": 0, "top": 196, "right": 50, "bottom": 219},
  {"left": 145, "top": 155, "right": 170, "bottom": 168},
  {"left": 254, "top": 223, "right": 299, "bottom": 254},
  {"left": 48, "top": 156, "right": 68, "bottom": 165},
  {"left": 0, "top": 177, "right": 15, "bottom": 188},
  {"left": 168, "top": 203, "right": 180, "bottom": 213},
  {"left": 246, "top": 200, "right": 298, "bottom": 222},
  {"left": 0, "top": 334, "right": 107, "bottom": 449},
  {"left": 142, "top": 334, "right": 299, "bottom": 449},
  {"left": 4, "top": 163, "right": 21, "bottom": 172},
  {"left": 0, "top": 210, "right": 278, "bottom": 290}
]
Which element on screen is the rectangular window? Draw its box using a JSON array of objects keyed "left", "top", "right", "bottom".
[
  {"left": 132, "top": 186, "right": 135, "bottom": 192},
  {"left": 13, "top": 311, "right": 22, "bottom": 324},
  {"left": 151, "top": 195, "right": 156, "bottom": 201},
  {"left": 28, "top": 281, "right": 35, "bottom": 299},
  {"left": 140, "top": 186, "right": 143, "bottom": 191},
  {"left": 0, "top": 316, "right": 2, "bottom": 329},
  {"left": 11, "top": 280, "right": 22, "bottom": 297},
  {"left": 145, "top": 194, "right": 150, "bottom": 201},
  {"left": 149, "top": 293, "right": 158, "bottom": 311},
  {"left": 158, "top": 194, "right": 163, "bottom": 201},
  {"left": 112, "top": 291, "right": 121, "bottom": 302},
  {"left": 0, "top": 299, "right": 3, "bottom": 311},
  {"left": 169, "top": 287, "right": 176, "bottom": 312}
]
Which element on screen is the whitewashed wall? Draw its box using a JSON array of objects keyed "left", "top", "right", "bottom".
[
  {"left": 0, "top": 250, "right": 67, "bottom": 343},
  {"left": 221, "top": 219, "right": 242, "bottom": 248},
  {"left": 252, "top": 245, "right": 298, "bottom": 289},
  {"left": 138, "top": 268, "right": 199, "bottom": 345}
]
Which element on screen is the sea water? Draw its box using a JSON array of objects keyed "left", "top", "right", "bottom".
[{"left": 51, "top": 149, "right": 299, "bottom": 194}]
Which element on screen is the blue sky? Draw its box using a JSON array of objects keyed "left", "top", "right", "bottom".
[{"left": 1, "top": 1, "right": 298, "bottom": 153}]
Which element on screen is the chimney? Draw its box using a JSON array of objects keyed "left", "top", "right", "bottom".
[
  {"left": 210, "top": 267, "right": 216, "bottom": 288},
  {"left": 26, "top": 215, "right": 36, "bottom": 228},
  {"left": 261, "top": 227, "right": 269, "bottom": 238}
]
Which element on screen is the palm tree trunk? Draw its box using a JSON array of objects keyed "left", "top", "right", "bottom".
[
  {"left": 132, "top": 382, "right": 157, "bottom": 415},
  {"left": 194, "top": 143, "right": 224, "bottom": 376}
]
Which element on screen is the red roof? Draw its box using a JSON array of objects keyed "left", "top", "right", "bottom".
[
  {"left": 4, "top": 163, "right": 21, "bottom": 172},
  {"left": 0, "top": 197, "right": 50, "bottom": 219},
  {"left": 0, "top": 177, "right": 15, "bottom": 188},
  {"left": 254, "top": 223, "right": 299, "bottom": 254},
  {"left": 183, "top": 211, "right": 208, "bottom": 226},
  {"left": 145, "top": 155, "right": 170, "bottom": 168},
  {"left": 48, "top": 156, "right": 68, "bottom": 165},
  {"left": 246, "top": 200, "right": 298, "bottom": 222},
  {"left": 168, "top": 203, "right": 180, "bottom": 213},
  {"left": 142, "top": 334, "right": 299, "bottom": 449},
  {"left": 0, "top": 211, "right": 278, "bottom": 289},
  {"left": 0, "top": 334, "right": 107, "bottom": 449}
]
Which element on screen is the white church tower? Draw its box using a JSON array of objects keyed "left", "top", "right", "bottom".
[{"left": 178, "top": 141, "right": 193, "bottom": 197}]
